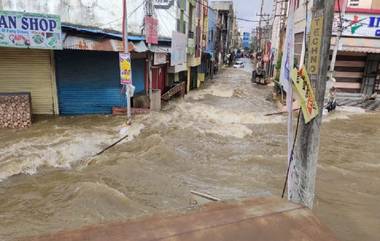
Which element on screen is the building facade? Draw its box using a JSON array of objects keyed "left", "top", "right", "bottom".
[
  {"left": 272, "top": 0, "right": 380, "bottom": 95},
  {"left": 211, "top": 0, "right": 235, "bottom": 66},
  {"left": 332, "top": 0, "right": 380, "bottom": 94}
]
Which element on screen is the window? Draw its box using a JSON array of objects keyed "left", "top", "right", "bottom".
[
  {"left": 295, "top": 0, "right": 300, "bottom": 9},
  {"left": 349, "top": 0, "right": 360, "bottom": 7},
  {"left": 372, "top": 0, "right": 380, "bottom": 9},
  {"left": 188, "top": 4, "right": 194, "bottom": 36}
]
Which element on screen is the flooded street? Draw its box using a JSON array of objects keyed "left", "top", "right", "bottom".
[{"left": 0, "top": 67, "right": 379, "bottom": 241}]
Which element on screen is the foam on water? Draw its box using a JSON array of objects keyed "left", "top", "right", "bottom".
[
  {"left": 322, "top": 106, "right": 367, "bottom": 122},
  {"left": 186, "top": 83, "right": 235, "bottom": 100},
  {"left": 0, "top": 122, "right": 145, "bottom": 181}
]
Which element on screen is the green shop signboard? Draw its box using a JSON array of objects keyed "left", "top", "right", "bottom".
[{"left": 0, "top": 10, "right": 62, "bottom": 49}]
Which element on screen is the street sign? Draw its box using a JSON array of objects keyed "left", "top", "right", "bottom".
[
  {"left": 154, "top": 0, "right": 175, "bottom": 9},
  {"left": 0, "top": 10, "right": 62, "bottom": 49}
]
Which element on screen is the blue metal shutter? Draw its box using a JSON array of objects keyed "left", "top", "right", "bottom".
[
  {"left": 55, "top": 50, "right": 124, "bottom": 115},
  {"left": 132, "top": 59, "right": 146, "bottom": 94}
]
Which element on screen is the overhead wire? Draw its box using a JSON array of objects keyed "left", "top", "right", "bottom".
[{"left": 97, "top": 0, "right": 146, "bottom": 28}]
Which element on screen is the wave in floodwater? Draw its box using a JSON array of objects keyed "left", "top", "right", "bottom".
[
  {"left": 0, "top": 122, "right": 144, "bottom": 181},
  {"left": 152, "top": 102, "right": 285, "bottom": 139},
  {"left": 322, "top": 106, "right": 367, "bottom": 122}
]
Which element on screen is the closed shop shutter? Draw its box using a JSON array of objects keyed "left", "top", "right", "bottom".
[
  {"left": 334, "top": 52, "right": 366, "bottom": 93},
  {"left": 0, "top": 47, "right": 57, "bottom": 114},
  {"left": 132, "top": 59, "right": 146, "bottom": 95},
  {"left": 55, "top": 50, "right": 122, "bottom": 115},
  {"left": 151, "top": 65, "right": 166, "bottom": 94}
]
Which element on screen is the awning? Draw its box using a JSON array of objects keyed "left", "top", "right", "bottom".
[
  {"left": 331, "top": 37, "right": 380, "bottom": 54},
  {"left": 63, "top": 35, "right": 124, "bottom": 51},
  {"left": 62, "top": 23, "right": 145, "bottom": 41},
  {"left": 133, "top": 41, "right": 148, "bottom": 53},
  {"left": 62, "top": 23, "right": 148, "bottom": 52},
  {"left": 63, "top": 35, "right": 148, "bottom": 53}
]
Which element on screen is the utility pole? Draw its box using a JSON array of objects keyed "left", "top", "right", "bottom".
[
  {"left": 122, "top": 0, "right": 131, "bottom": 121},
  {"left": 288, "top": 0, "right": 335, "bottom": 208},
  {"left": 145, "top": 0, "right": 154, "bottom": 106},
  {"left": 329, "top": 0, "right": 348, "bottom": 83},
  {"left": 258, "top": 0, "right": 264, "bottom": 52}
]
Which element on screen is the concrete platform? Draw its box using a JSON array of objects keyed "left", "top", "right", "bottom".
[{"left": 23, "top": 196, "right": 339, "bottom": 241}]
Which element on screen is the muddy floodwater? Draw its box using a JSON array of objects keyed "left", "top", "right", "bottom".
[{"left": 0, "top": 68, "right": 379, "bottom": 241}]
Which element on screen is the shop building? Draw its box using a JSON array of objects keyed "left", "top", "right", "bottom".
[
  {"left": 56, "top": 24, "right": 149, "bottom": 115},
  {"left": 0, "top": 11, "right": 61, "bottom": 115},
  {"left": 331, "top": 0, "right": 380, "bottom": 95}
]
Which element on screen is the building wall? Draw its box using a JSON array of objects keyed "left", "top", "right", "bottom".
[
  {"left": 271, "top": 0, "right": 288, "bottom": 65},
  {"left": 294, "top": 0, "right": 313, "bottom": 34},
  {"left": 373, "top": 0, "right": 380, "bottom": 8},
  {"left": 211, "top": 0, "right": 234, "bottom": 55},
  {"left": 347, "top": 0, "right": 373, "bottom": 8},
  {"left": 207, "top": 8, "right": 217, "bottom": 55}
]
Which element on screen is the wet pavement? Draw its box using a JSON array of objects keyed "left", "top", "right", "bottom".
[{"left": 0, "top": 67, "right": 379, "bottom": 241}]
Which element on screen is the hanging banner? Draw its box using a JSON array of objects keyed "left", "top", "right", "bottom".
[
  {"left": 279, "top": 1, "right": 295, "bottom": 92},
  {"left": 279, "top": 0, "right": 296, "bottom": 169},
  {"left": 292, "top": 67, "right": 319, "bottom": 123},
  {"left": 119, "top": 53, "right": 132, "bottom": 85},
  {"left": 171, "top": 31, "right": 187, "bottom": 66},
  {"left": 0, "top": 10, "right": 62, "bottom": 49},
  {"left": 145, "top": 16, "right": 158, "bottom": 44}
]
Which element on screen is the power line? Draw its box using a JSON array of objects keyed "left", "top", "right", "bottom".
[
  {"left": 196, "top": 0, "right": 262, "bottom": 23},
  {"left": 97, "top": 0, "right": 146, "bottom": 28}
]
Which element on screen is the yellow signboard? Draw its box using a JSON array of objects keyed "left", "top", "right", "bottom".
[
  {"left": 307, "top": 16, "right": 323, "bottom": 75},
  {"left": 119, "top": 53, "right": 132, "bottom": 85},
  {"left": 291, "top": 67, "right": 319, "bottom": 124}
]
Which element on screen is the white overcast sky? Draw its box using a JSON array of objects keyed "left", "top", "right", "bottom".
[{"left": 231, "top": 0, "right": 273, "bottom": 34}]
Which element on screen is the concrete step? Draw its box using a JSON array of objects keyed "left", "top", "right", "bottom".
[{"left": 23, "top": 196, "right": 339, "bottom": 241}]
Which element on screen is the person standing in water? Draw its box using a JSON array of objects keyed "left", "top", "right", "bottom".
[{"left": 326, "top": 87, "right": 337, "bottom": 112}]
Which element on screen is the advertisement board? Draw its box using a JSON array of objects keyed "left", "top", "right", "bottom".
[
  {"left": 154, "top": 52, "right": 167, "bottom": 65},
  {"left": 308, "top": 15, "right": 323, "bottom": 75},
  {"left": 119, "top": 53, "right": 132, "bottom": 85},
  {"left": 0, "top": 10, "right": 62, "bottom": 49},
  {"left": 334, "top": 13, "right": 380, "bottom": 38},
  {"left": 145, "top": 16, "right": 158, "bottom": 44},
  {"left": 171, "top": 31, "right": 187, "bottom": 66},
  {"left": 292, "top": 67, "right": 319, "bottom": 124}
]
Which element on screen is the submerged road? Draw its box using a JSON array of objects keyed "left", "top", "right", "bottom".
[{"left": 0, "top": 67, "right": 379, "bottom": 241}]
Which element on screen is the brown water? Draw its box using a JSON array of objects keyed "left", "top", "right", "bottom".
[{"left": 0, "top": 68, "right": 379, "bottom": 241}]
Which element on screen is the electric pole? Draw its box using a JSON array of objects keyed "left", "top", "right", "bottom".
[
  {"left": 258, "top": 0, "right": 264, "bottom": 52},
  {"left": 122, "top": 0, "right": 131, "bottom": 121},
  {"left": 329, "top": 0, "right": 348, "bottom": 83},
  {"left": 288, "top": 0, "right": 336, "bottom": 208},
  {"left": 145, "top": 0, "right": 154, "bottom": 107}
]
